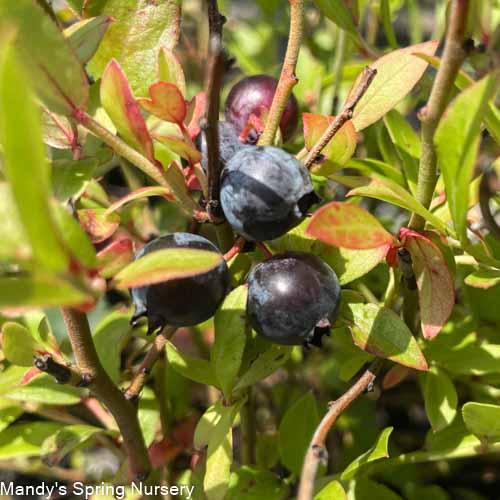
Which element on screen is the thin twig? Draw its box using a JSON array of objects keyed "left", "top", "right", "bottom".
[
  {"left": 34, "top": 354, "right": 84, "bottom": 386},
  {"left": 202, "top": 0, "right": 227, "bottom": 221},
  {"left": 258, "top": 0, "right": 304, "bottom": 146},
  {"left": 124, "top": 326, "right": 177, "bottom": 401},
  {"left": 223, "top": 236, "right": 246, "bottom": 261},
  {"left": 303, "top": 67, "right": 377, "bottom": 169},
  {"left": 60, "top": 308, "right": 152, "bottom": 481},
  {"left": 297, "top": 359, "right": 383, "bottom": 500},
  {"left": 408, "top": 0, "right": 470, "bottom": 229}
]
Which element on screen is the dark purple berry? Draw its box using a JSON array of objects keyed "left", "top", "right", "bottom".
[
  {"left": 224, "top": 75, "right": 299, "bottom": 143},
  {"left": 246, "top": 252, "right": 341, "bottom": 346},
  {"left": 220, "top": 146, "right": 319, "bottom": 241},
  {"left": 130, "top": 233, "right": 230, "bottom": 333}
]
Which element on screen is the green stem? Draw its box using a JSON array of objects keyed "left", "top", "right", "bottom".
[
  {"left": 240, "top": 389, "right": 257, "bottom": 465},
  {"left": 408, "top": 0, "right": 470, "bottom": 230}
]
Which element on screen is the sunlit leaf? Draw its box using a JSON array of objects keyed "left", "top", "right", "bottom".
[
  {"left": 77, "top": 208, "right": 120, "bottom": 244},
  {"left": 158, "top": 47, "right": 187, "bottom": 97},
  {"left": 138, "top": 82, "right": 186, "bottom": 124},
  {"left": 314, "top": 480, "right": 347, "bottom": 500},
  {"left": 153, "top": 135, "right": 201, "bottom": 164},
  {"left": 1, "top": 322, "right": 41, "bottom": 367},
  {"left": 463, "top": 402, "right": 500, "bottom": 443},
  {"left": 465, "top": 268, "right": 500, "bottom": 289},
  {"left": 422, "top": 367, "right": 457, "bottom": 432}
]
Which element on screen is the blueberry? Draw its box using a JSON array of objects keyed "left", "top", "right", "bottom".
[
  {"left": 225, "top": 75, "right": 299, "bottom": 143},
  {"left": 220, "top": 146, "right": 319, "bottom": 241},
  {"left": 246, "top": 252, "right": 341, "bottom": 346},
  {"left": 196, "top": 121, "right": 244, "bottom": 171},
  {"left": 130, "top": 233, "right": 230, "bottom": 333}
]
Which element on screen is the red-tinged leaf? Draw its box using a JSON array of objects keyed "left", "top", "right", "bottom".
[
  {"left": 385, "top": 242, "right": 401, "bottom": 268},
  {"left": 104, "top": 186, "right": 172, "bottom": 215},
  {"left": 382, "top": 365, "right": 411, "bottom": 390},
  {"left": 303, "top": 113, "right": 357, "bottom": 175},
  {"left": 164, "top": 161, "right": 199, "bottom": 212},
  {"left": 186, "top": 92, "right": 207, "bottom": 139},
  {"left": 41, "top": 109, "right": 76, "bottom": 150},
  {"left": 307, "top": 202, "right": 395, "bottom": 249},
  {"left": 77, "top": 209, "right": 120, "bottom": 244},
  {"left": 138, "top": 82, "right": 186, "bottom": 124},
  {"left": 465, "top": 268, "right": 500, "bottom": 289},
  {"left": 349, "top": 40, "right": 439, "bottom": 131},
  {"left": 400, "top": 228, "right": 455, "bottom": 339},
  {"left": 149, "top": 439, "right": 182, "bottom": 468},
  {"left": 153, "top": 135, "right": 202, "bottom": 164},
  {"left": 157, "top": 47, "right": 186, "bottom": 97},
  {"left": 100, "top": 59, "right": 155, "bottom": 161},
  {"left": 114, "top": 247, "right": 224, "bottom": 289},
  {"left": 96, "top": 238, "right": 134, "bottom": 278},
  {"left": 20, "top": 367, "right": 42, "bottom": 385}
]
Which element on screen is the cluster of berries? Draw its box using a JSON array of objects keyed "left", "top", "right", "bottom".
[{"left": 130, "top": 75, "right": 341, "bottom": 346}]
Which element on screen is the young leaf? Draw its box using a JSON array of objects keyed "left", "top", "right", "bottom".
[
  {"left": 350, "top": 40, "right": 438, "bottom": 131},
  {"left": 341, "top": 427, "right": 393, "bottom": 479},
  {"left": 1, "top": 322, "right": 41, "bottom": 367},
  {"left": 101, "top": 59, "right": 155, "bottom": 161},
  {"left": 114, "top": 247, "right": 224, "bottom": 289},
  {"left": 153, "top": 135, "right": 201, "bottom": 164},
  {"left": 138, "top": 82, "right": 186, "bottom": 124},
  {"left": 278, "top": 392, "right": 319, "bottom": 475},
  {"left": 97, "top": 238, "right": 134, "bottom": 278},
  {"left": 104, "top": 186, "right": 172, "bottom": 215},
  {"left": 64, "top": 16, "right": 112, "bottom": 64},
  {"left": 0, "top": 0, "right": 88, "bottom": 114},
  {"left": 465, "top": 268, "right": 500, "bottom": 289},
  {"left": 158, "top": 47, "right": 187, "bottom": 97},
  {"left": 345, "top": 303, "right": 428, "bottom": 370},
  {"left": 401, "top": 229, "right": 455, "bottom": 339},
  {"left": 314, "top": 480, "right": 347, "bottom": 500},
  {"left": 303, "top": 113, "right": 357, "bottom": 175},
  {"left": 0, "top": 43, "right": 70, "bottom": 272},
  {"left": 313, "top": 0, "right": 357, "bottom": 36},
  {"left": 212, "top": 286, "right": 248, "bottom": 399},
  {"left": 87, "top": 0, "right": 182, "bottom": 97},
  {"left": 77, "top": 208, "right": 120, "bottom": 244},
  {"left": 435, "top": 73, "right": 497, "bottom": 241},
  {"left": 306, "top": 202, "right": 395, "bottom": 249},
  {"left": 422, "top": 367, "right": 457, "bottom": 432},
  {"left": 165, "top": 341, "right": 218, "bottom": 387},
  {"left": 462, "top": 402, "right": 500, "bottom": 443},
  {"left": 194, "top": 402, "right": 224, "bottom": 450}
]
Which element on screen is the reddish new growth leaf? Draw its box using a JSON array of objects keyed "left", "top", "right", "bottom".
[
  {"left": 20, "top": 367, "right": 42, "bottom": 385},
  {"left": 382, "top": 365, "right": 411, "bottom": 390},
  {"left": 78, "top": 209, "right": 120, "bottom": 244},
  {"left": 97, "top": 238, "right": 134, "bottom": 278},
  {"left": 153, "top": 134, "right": 201, "bottom": 164},
  {"left": 138, "top": 82, "right": 186, "bottom": 125},
  {"left": 101, "top": 60, "right": 155, "bottom": 162},
  {"left": 307, "top": 202, "right": 395, "bottom": 249},
  {"left": 400, "top": 228, "right": 455, "bottom": 339},
  {"left": 186, "top": 91, "right": 207, "bottom": 139}
]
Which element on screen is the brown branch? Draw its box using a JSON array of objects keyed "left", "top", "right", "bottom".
[
  {"left": 34, "top": 354, "right": 85, "bottom": 386},
  {"left": 303, "top": 67, "right": 377, "bottom": 169},
  {"left": 202, "top": 0, "right": 227, "bottom": 222},
  {"left": 297, "top": 359, "right": 383, "bottom": 500},
  {"left": 124, "top": 326, "right": 176, "bottom": 402},
  {"left": 409, "top": 0, "right": 470, "bottom": 230},
  {"left": 258, "top": 0, "right": 304, "bottom": 146},
  {"left": 479, "top": 169, "right": 500, "bottom": 239},
  {"left": 60, "top": 308, "right": 151, "bottom": 481}
]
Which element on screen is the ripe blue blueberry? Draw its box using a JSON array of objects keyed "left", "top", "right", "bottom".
[
  {"left": 246, "top": 252, "right": 341, "bottom": 346},
  {"left": 220, "top": 146, "right": 319, "bottom": 241},
  {"left": 130, "top": 233, "right": 230, "bottom": 333}
]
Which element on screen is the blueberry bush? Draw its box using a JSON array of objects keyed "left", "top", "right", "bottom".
[{"left": 0, "top": 0, "right": 499, "bottom": 499}]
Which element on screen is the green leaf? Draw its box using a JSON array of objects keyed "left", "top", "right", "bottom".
[
  {"left": 278, "top": 392, "right": 319, "bottom": 475},
  {"left": 306, "top": 201, "right": 394, "bottom": 249},
  {"left": 166, "top": 341, "right": 218, "bottom": 387},
  {"left": 0, "top": 274, "right": 91, "bottom": 313},
  {"left": 344, "top": 303, "right": 428, "bottom": 370},
  {"left": 0, "top": 0, "right": 88, "bottom": 114},
  {"left": 0, "top": 422, "right": 64, "bottom": 459},
  {"left": 194, "top": 401, "right": 224, "bottom": 449},
  {"left": 115, "top": 247, "right": 224, "bottom": 289},
  {"left": 347, "top": 478, "right": 403, "bottom": 500},
  {"left": 435, "top": 73, "right": 497, "bottom": 241},
  {"left": 51, "top": 158, "right": 98, "bottom": 201},
  {"left": 380, "top": 0, "right": 398, "bottom": 48},
  {"left": 333, "top": 174, "right": 448, "bottom": 234},
  {"left": 101, "top": 59, "right": 155, "bottom": 161},
  {"left": 313, "top": 0, "right": 357, "bottom": 36},
  {"left": 234, "top": 344, "right": 292, "bottom": 392},
  {"left": 350, "top": 40, "right": 438, "bottom": 131},
  {"left": 346, "top": 158, "right": 405, "bottom": 186},
  {"left": 0, "top": 43, "right": 69, "bottom": 272},
  {"left": 314, "top": 480, "right": 347, "bottom": 500},
  {"left": 422, "top": 367, "right": 458, "bottom": 432},
  {"left": 465, "top": 268, "right": 500, "bottom": 289},
  {"left": 87, "top": 0, "right": 182, "bottom": 97},
  {"left": 462, "top": 402, "right": 500, "bottom": 443},
  {"left": 1, "top": 322, "right": 41, "bottom": 367},
  {"left": 402, "top": 230, "right": 455, "bottom": 339},
  {"left": 158, "top": 47, "right": 187, "bottom": 97},
  {"left": 105, "top": 186, "right": 172, "bottom": 215},
  {"left": 64, "top": 16, "right": 112, "bottom": 64},
  {"left": 212, "top": 286, "right": 248, "bottom": 399},
  {"left": 41, "top": 424, "right": 103, "bottom": 465},
  {"left": 138, "top": 387, "right": 160, "bottom": 446},
  {"left": 96, "top": 238, "right": 134, "bottom": 278},
  {"left": 341, "top": 427, "right": 393, "bottom": 479},
  {"left": 93, "top": 311, "right": 132, "bottom": 382},
  {"left": 227, "top": 466, "right": 288, "bottom": 500},
  {"left": 204, "top": 401, "right": 242, "bottom": 500},
  {"left": 77, "top": 208, "right": 120, "bottom": 244},
  {"left": 0, "top": 407, "right": 23, "bottom": 434}
]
